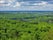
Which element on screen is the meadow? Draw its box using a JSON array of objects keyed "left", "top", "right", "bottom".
[{"left": 0, "top": 11, "right": 53, "bottom": 40}]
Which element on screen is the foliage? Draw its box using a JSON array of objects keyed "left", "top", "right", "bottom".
[{"left": 0, "top": 12, "right": 53, "bottom": 40}]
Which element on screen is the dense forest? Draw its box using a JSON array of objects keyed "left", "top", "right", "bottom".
[{"left": 0, "top": 12, "right": 53, "bottom": 40}]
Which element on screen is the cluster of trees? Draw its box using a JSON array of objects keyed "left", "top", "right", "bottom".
[{"left": 0, "top": 12, "right": 53, "bottom": 40}]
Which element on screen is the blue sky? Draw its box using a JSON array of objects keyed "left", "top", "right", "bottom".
[{"left": 0, "top": 0, "right": 53, "bottom": 11}]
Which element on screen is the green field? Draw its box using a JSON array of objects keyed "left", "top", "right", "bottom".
[{"left": 0, "top": 12, "right": 53, "bottom": 40}]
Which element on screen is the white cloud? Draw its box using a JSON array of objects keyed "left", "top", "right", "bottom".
[
  {"left": 0, "top": 0, "right": 16, "bottom": 6},
  {"left": 0, "top": 0, "right": 48, "bottom": 7},
  {"left": 41, "top": 1, "right": 48, "bottom": 5},
  {"left": 0, "top": 0, "right": 5, "bottom": 3},
  {"left": 8, "top": 0, "right": 16, "bottom": 3},
  {"left": 0, "top": 0, "right": 10, "bottom": 6},
  {"left": 0, "top": 0, "right": 53, "bottom": 11},
  {"left": 5, "top": 0, "right": 21, "bottom": 7},
  {"left": 33, "top": 1, "right": 48, "bottom": 6},
  {"left": 13, "top": 2, "right": 21, "bottom": 7},
  {"left": 16, "top": 1, "right": 48, "bottom": 6}
]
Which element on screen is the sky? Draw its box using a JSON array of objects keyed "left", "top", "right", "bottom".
[{"left": 0, "top": 0, "right": 53, "bottom": 11}]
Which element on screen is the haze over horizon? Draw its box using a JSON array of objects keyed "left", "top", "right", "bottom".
[{"left": 0, "top": 0, "right": 53, "bottom": 11}]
